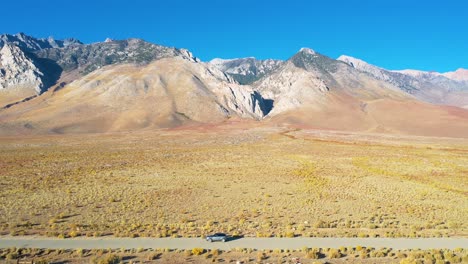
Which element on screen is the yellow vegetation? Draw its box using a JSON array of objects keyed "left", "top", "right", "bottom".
[{"left": 0, "top": 127, "right": 466, "bottom": 238}]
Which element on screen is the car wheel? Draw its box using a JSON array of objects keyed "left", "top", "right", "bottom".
[
  {"left": 208, "top": 239, "right": 212, "bottom": 242},
  {"left": 222, "top": 238, "right": 226, "bottom": 242}
]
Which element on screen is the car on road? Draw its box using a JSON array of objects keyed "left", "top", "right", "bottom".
[{"left": 205, "top": 233, "right": 228, "bottom": 242}]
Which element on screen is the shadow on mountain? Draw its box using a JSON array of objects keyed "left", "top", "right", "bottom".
[
  {"left": 32, "top": 55, "right": 63, "bottom": 93},
  {"left": 253, "top": 91, "right": 274, "bottom": 116},
  {"left": 2, "top": 95, "right": 37, "bottom": 110},
  {"left": 262, "top": 98, "right": 274, "bottom": 115}
]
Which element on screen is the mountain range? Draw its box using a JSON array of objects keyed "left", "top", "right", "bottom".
[{"left": 1, "top": 33, "right": 467, "bottom": 137}]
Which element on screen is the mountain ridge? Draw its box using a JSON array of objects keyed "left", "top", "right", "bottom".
[{"left": 1, "top": 33, "right": 468, "bottom": 137}]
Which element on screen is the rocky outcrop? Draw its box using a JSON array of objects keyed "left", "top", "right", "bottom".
[
  {"left": 210, "top": 57, "right": 283, "bottom": 84},
  {"left": 35, "top": 38, "right": 199, "bottom": 74},
  {"left": 255, "top": 61, "right": 329, "bottom": 115},
  {"left": 0, "top": 32, "right": 81, "bottom": 52},
  {"left": 0, "top": 44, "right": 45, "bottom": 93}
]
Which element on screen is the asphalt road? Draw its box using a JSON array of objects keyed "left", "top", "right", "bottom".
[{"left": 0, "top": 236, "right": 466, "bottom": 250}]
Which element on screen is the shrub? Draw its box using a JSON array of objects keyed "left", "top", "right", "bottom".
[
  {"left": 358, "top": 232, "right": 368, "bottom": 238},
  {"left": 375, "top": 250, "right": 386, "bottom": 258},
  {"left": 75, "top": 248, "right": 84, "bottom": 257},
  {"left": 147, "top": 252, "right": 161, "bottom": 260},
  {"left": 98, "top": 254, "right": 121, "bottom": 264},
  {"left": 210, "top": 249, "right": 220, "bottom": 257},
  {"left": 191, "top": 248, "right": 205, "bottom": 256},
  {"left": 397, "top": 252, "right": 407, "bottom": 259},
  {"left": 328, "top": 248, "right": 341, "bottom": 259},
  {"left": 305, "top": 248, "right": 320, "bottom": 259},
  {"left": 314, "top": 220, "right": 326, "bottom": 228},
  {"left": 400, "top": 257, "right": 417, "bottom": 264},
  {"left": 6, "top": 252, "right": 19, "bottom": 260},
  {"left": 339, "top": 246, "right": 346, "bottom": 253},
  {"left": 257, "top": 251, "right": 266, "bottom": 261}
]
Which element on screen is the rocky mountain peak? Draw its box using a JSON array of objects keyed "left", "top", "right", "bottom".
[
  {"left": 290, "top": 48, "right": 339, "bottom": 74},
  {"left": 299, "top": 47, "right": 316, "bottom": 55},
  {"left": 178, "top": 48, "right": 200, "bottom": 63}
]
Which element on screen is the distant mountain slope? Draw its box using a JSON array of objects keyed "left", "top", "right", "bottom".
[
  {"left": 443, "top": 68, "right": 468, "bottom": 82},
  {"left": 338, "top": 55, "right": 468, "bottom": 108}
]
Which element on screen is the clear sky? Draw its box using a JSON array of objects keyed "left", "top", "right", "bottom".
[{"left": 1, "top": 0, "right": 467, "bottom": 72}]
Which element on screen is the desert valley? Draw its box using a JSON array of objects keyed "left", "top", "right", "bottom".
[{"left": 0, "top": 33, "right": 467, "bottom": 263}]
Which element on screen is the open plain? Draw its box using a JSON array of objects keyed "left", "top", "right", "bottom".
[{"left": 1, "top": 123, "right": 467, "bottom": 241}]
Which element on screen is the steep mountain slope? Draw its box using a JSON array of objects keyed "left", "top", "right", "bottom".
[
  {"left": 255, "top": 48, "right": 409, "bottom": 115},
  {"left": 0, "top": 34, "right": 201, "bottom": 109},
  {"left": 209, "top": 57, "right": 283, "bottom": 84},
  {"left": 0, "top": 44, "right": 49, "bottom": 106},
  {"left": 0, "top": 57, "right": 268, "bottom": 134},
  {"left": 338, "top": 55, "right": 468, "bottom": 108},
  {"left": 254, "top": 49, "right": 468, "bottom": 137},
  {"left": 0, "top": 44, "right": 44, "bottom": 92}
]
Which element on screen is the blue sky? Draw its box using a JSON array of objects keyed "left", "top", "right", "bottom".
[{"left": 2, "top": 0, "right": 467, "bottom": 72}]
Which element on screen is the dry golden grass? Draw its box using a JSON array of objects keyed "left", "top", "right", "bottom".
[
  {"left": 0, "top": 126, "right": 467, "bottom": 238},
  {"left": 0, "top": 247, "right": 466, "bottom": 264}
]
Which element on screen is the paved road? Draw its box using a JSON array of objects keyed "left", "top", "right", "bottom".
[{"left": 0, "top": 237, "right": 466, "bottom": 250}]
